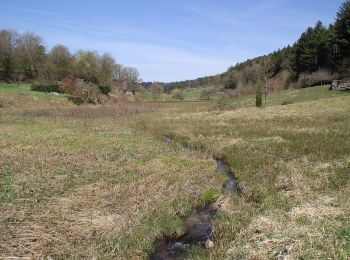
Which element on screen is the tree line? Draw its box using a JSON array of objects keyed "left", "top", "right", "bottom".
[
  {"left": 0, "top": 30, "right": 140, "bottom": 87},
  {"left": 161, "top": 0, "right": 350, "bottom": 93}
]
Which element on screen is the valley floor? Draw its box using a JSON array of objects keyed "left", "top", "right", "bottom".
[{"left": 0, "top": 85, "right": 349, "bottom": 259}]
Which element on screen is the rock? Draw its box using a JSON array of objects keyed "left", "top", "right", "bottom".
[{"left": 205, "top": 239, "right": 214, "bottom": 249}]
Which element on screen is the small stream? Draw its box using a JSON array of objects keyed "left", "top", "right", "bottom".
[
  {"left": 150, "top": 136, "right": 241, "bottom": 260},
  {"left": 214, "top": 158, "right": 241, "bottom": 195}
]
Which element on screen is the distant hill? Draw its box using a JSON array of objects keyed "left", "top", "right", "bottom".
[{"left": 154, "top": 0, "right": 350, "bottom": 94}]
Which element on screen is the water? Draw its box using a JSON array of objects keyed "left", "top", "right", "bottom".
[
  {"left": 151, "top": 137, "right": 241, "bottom": 259},
  {"left": 164, "top": 135, "right": 174, "bottom": 144},
  {"left": 150, "top": 205, "right": 217, "bottom": 260},
  {"left": 214, "top": 158, "right": 241, "bottom": 195}
]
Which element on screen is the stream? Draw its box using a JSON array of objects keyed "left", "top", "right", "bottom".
[
  {"left": 150, "top": 136, "right": 241, "bottom": 259},
  {"left": 214, "top": 158, "right": 241, "bottom": 195}
]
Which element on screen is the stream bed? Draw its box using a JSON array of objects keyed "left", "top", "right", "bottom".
[{"left": 150, "top": 136, "right": 241, "bottom": 260}]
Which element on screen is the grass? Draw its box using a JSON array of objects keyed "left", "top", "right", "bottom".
[
  {"left": 0, "top": 83, "right": 68, "bottom": 99},
  {"left": 184, "top": 88, "right": 202, "bottom": 100},
  {"left": 0, "top": 83, "right": 349, "bottom": 259},
  {"left": 228, "top": 85, "right": 349, "bottom": 107}
]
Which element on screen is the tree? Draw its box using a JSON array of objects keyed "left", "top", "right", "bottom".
[
  {"left": 121, "top": 66, "right": 140, "bottom": 82},
  {"left": 47, "top": 44, "right": 73, "bottom": 80},
  {"left": 16, "top": 32, "right": 46, "bottom": 78},
  {"left": 149, "top": 82, "right": 164, "bottom": 95},
  {"left": 294, "top": 21, "right": 331, "bottom": 73},
  {"left": 73, "top": 50, "right": 99, "bottom": 83},
  {"left": 334, "top": 0, "right": 350, "bottom": 66},
  {"left": 0, "top": 30, "right": 19, "bottom": 80},
  {"left": 256, "top": 84, "right": 262, "bottom": 107},
  {"left": 120, "top": 66, "right": 141, "bottom": 91},
  {"left": 224, "top": 71, "right": 238, "bottom": 89},
  {"left": 98, "top": 53, "right": 117, "bottom": 85}
]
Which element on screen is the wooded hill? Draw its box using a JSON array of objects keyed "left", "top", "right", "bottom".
[{"left": 158, "top": 0, "right": 350, "bottom": 94}]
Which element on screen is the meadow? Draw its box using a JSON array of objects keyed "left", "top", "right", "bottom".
[{"left": 0, "top": 84, "right": 349, "bottom": 259}]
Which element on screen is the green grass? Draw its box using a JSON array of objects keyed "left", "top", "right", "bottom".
[
  {"left": 184, "top": 88, "right": 202, "bottom": 100},
  {"left": 0, "top": 83, "right": 68, "bottom": 99},
  {"left": 228, "top": 85, "right": 349, "bottom": 107}
]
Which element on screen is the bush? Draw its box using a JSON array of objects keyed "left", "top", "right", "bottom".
[
  {"left": 200, "top": 87, "right": 216, "bottom": 100},
  {"left": 69, "top": 82, "right": 102, "bottom": 105},
  {"left": 60, "top": 76, "right": 77, "bottom": 95},
  {"left": 297, "top": 69, "right": 337, "bottom": 88},
  {"left": 30, "top": 83, "right": 62, "bottom": 93},
  {"left": 98, "top": 85, "right": 112, "bottom": 95},
  {"left": 171, "top": 88, "right": 185, "bottom": 100},
  {"left": 281, "top": 100, "right": 293, "bottom": 106}
]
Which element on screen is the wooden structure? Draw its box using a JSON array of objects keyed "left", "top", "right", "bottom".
[{"left": 332, "top": 79, "right": 350, "bottom": 91}]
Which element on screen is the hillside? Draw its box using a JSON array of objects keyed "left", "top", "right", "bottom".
[{"left": 158, "top": 1, "right": 350, "bottom": 95}]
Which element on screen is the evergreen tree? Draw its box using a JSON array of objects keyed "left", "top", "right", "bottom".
[
  {"left": 294, "top": 21, "right": 331, "bottom": 74},
  {"left": 256, "top": 84, "right": 262, "bottom": 107},
  {"left": 334, "top": 0, "right": 350, "bottom": 65}
]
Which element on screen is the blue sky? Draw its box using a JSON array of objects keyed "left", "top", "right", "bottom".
[{"left": 0, "top": 0, "right": 343, "bottom": 82}]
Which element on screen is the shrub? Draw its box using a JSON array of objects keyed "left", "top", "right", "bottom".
[
  {"left": 215, "top": 94, "right": 227, "bottom": 113},
  {"left": 69, "top": 82, "right": 102, "bottom": 105},
  {"left": 281, "top": 100, "right": 293, "bottom": 106},
  {"left": 171, "top": 88, "right": 185, "bottom": 100},
  {"left": 200, "top": 87, "right": 216, "bottom": 100},
  {"left": 297, "top": 69, "right": 337, "bottom": 88},
  {"left": 30, "top": 83, "right": 61, "bottom": 93},
  {"left": 269, "top": 70, "right": 297, "bottom": 90},
  {"left": 256, "top": 84, "right": 262, "bottom": 107},
  {"left": 60, "top": 76, "right": 77, "bottom": 95},
  {"left": 224, "top": 72, "right": 238, "bottom": 89},
  {"left": 98, "top": 85, "right": 112, "bottom": 95}
]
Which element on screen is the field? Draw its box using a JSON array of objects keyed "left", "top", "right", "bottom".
[{"left": 0, "top": 84, "right": 349, "bottom": 259}]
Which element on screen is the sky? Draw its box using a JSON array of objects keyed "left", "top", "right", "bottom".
[{"left": 0, "top": 0, "right": 344, "bottom": 82}]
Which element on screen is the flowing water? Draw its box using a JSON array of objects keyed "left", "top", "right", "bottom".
[{"left": 214, "top": 158, "right": 241, "bottom": 195}]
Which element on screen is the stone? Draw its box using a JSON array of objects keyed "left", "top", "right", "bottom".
[{"left": 205, "top": 239, "right": 214, "bottom": 249}]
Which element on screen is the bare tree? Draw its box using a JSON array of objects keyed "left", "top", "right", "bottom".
[
  {"left": 121, "top": 66, "right": 140, "bottom": 82},
  {"left": 120, "top": 66, "right": 141, "bottom": 91}
]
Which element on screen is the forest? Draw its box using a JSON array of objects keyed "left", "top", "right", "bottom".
[{"left": 159, "top": 1, "right": 350, "bottom": 94}]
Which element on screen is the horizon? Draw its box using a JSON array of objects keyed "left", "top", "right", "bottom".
[{"left": 0, "top": 0, "right": 343, "bottom": 82}]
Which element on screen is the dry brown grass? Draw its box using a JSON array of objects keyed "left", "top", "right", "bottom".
[{"left": 21, "top": 101, "right": 161, "bottom": 119}]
